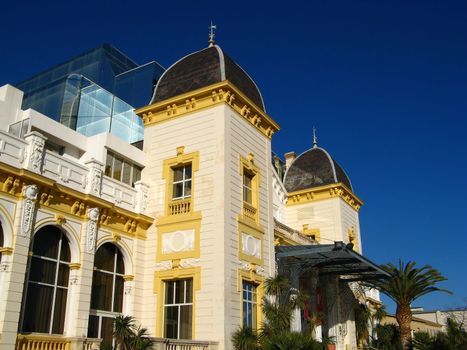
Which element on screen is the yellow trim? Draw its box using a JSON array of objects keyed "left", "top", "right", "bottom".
[
  {"left": 286, "top": 183, "right": 363, "bottom": 212},
  {"left": 348, "top": 226, "right": 359, "bottom": 251},
  {"left": 0, "top": 166, "right": 153, "bottom": 240},
  {"left": 238, "top": 268, "right": 264, "bottom": 330},
  {"left": 302, "top": 224, "right": 320, "bottom": 242},
  {"left": 238, "top": 218, "right": 264, "bottom": 266},
  {"left": 123, "top": 274, "right": 135, "bottom": 281},
  {"left": 16, "top": 334, "right": 71, "bottom": 350},
  {"left": 162, "top": 149, "right": 200, "bottom": 217},
  {"left": 154, "top": 267, "right": 201, "bottom": 338},
  {"left": 68, "top": 263, "right": 81, "bottom": 270},
  {"left": 156, "top": 213, "right": 202, "bottom": 262},
  {"left": 136, "top": 80, "right": 280, "bottom": 139},
  {"left": 0, "top": 247, "right": 13, "bottom": 255},
  {"left": 239, "top": 154, "right": 260, "bottom": 224}
]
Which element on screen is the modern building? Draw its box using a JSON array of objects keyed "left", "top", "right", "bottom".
[
  {"left": 14, "top": 44, "right": 164, "bottom": 144},
  {"left": 0, "top": 40, "right": 387, "bottom": 350}
]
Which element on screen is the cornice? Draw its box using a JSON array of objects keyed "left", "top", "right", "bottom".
[
  {"left": 286, "top": 183, "right": 363, "bottom": 212},
  {"left": 135, "top": 80, "right": 280, "bottom": 139}
]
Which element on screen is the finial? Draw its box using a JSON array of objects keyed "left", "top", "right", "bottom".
[
  {"left": 313, "top": 127, "right": 318, "bottom": 148},
  {"left": 208, "top": 21, "right": 217, "bottom": 47}
]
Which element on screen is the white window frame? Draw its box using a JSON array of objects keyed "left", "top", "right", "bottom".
[
  {"left": 163, "top": 279, "right": 193, "bottom": 339},
  {"left": 172, "top": 165, "right": 192, "bottom": 200},
  {"left": 242, "top": 281, "right": 257, "bottom": 329}
]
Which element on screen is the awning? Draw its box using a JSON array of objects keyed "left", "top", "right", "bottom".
[{"left": 276, "top": 242, "right": 390, "bottom": 282}]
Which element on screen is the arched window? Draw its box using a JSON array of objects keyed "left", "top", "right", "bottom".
[
  {"left": 88, "top": 243, "right": 125, "bottom": 346},
  {"left": 21, "top": 226, "right": 71, "bottom": 334}
]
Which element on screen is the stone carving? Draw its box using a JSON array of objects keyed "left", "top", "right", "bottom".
[
  {"left": 238, "top": 261, "right": 252, "bottom": 272},
  {"left": 90, "top": 168, "right": 102, "bottom": 194},
  {"left": 30, "top": 139, "right": 45, "bottom": 170},
  {"left": 162, "top": 230, "right": 195, "bottom": 254},
  {"left": 124, "top": 284, "right": 133, "bottom": 296},
  {"left": 86, "top": 208, "right": 100, "bottom": 253},
  {"left": 21, "top": 184, "right": 38, "bottom": 237},
  {"left": 179, "top": 258, "right": 200, "bottom": 268},
  {"left": 0, "top": 261, "right": 9, "bottom": 272},
  {"left": 255, "top": 265, "right": 265, "bottom": 276},
  {"left": 2, "top": 176, "right": 20, "bottom": 195},
  {"left": 241, "top": 233, "right": 261, "bottom": 259},
  {"left": 69, "top": 273, "right": 79, "bottom": 286},
  {"left": 155, "top": 261, "right": 173, "bottom": 271}
]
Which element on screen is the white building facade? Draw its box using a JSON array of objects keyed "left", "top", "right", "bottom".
[{"left": 0, "top": 43, "right": 383, "bottom": 350}]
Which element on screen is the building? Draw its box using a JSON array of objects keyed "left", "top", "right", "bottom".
[
  {"left": 0, "top": 39, "right": 387, "bottom": 350},
  {"left": 411, "top": 308, "right": 467, "bottom": 333},
  {"left": 381, "top": 314, "right": 443, "bottom": 337}
]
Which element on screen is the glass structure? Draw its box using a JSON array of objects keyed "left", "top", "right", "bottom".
[
  {"left": 15, "top": 44, "right": 164, "bottom": 144},
  {"left": 21, "top": 226, "right": 71, "bottom": 334}
]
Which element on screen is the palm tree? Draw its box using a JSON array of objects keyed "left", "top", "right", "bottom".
[
  {"left": 368, "top": 260, "right": 451, "bottom": 350},
  {"left": 113, "top": 315, "right": 136, "bottom": 350}
]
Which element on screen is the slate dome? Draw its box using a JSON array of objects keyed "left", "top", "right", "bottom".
[
  {"left": 283, "top": 146, "right": 353, "bottom": 193},
  {"left": 150, "top": 45, "right": 265, "bottom": 111}
]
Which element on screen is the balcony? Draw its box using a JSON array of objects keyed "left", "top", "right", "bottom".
[
  {"left": 15, "top": 334, "right": 101, "bottom": 350},
  {"left": 0, "top": 129, "right": 149, "bottom": 215},
  {"left": 168, "top": 198, "right": 191, "bottom": 215},
  {"left": 242, "top": 202, "right": 257, "bottom": 222},
  {"left": 152, "top": 338, "right": 218, "bottom": 350}
]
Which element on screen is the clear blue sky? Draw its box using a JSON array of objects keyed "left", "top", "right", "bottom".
[{"left": 1, "top": 0, "right": 466, "bottom": 312}]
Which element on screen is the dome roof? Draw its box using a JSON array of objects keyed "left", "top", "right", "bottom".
[
  {"left": 283, "top": 146, "right": 353, "bottom": 193},
  {"left": 150, "top": 45, "right": 265, "bottom": 111}
]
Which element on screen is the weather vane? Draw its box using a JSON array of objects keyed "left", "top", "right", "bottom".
[
  {"left": 208, "top": 21, "right": 217, "bottom": 47},
  {"left": 313, "top": 127, "right": 318, "bottom": 148}
]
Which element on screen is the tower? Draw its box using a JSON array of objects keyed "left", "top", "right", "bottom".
[{"left": 135, "top": 43, "right": 280, "bottom": 348}]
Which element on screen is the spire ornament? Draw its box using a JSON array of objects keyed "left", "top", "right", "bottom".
[
  {"left": 208, "top": 21, "right": 216, "bottom": 47},
  {"left": 313, "top": 126, "right": 318, "bottom": 148}
]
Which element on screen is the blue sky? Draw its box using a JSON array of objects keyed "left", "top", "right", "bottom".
[{"left": 1, "top": 0, "right": 466, "bottom": 312}]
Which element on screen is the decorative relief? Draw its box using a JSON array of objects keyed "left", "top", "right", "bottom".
[
  {"left": 21, "top": 184, "right": 38, "bottom": 237},
  {"left": 55, "top": 214, "right": 66, "bottom": 225},
  {"left": 0, "top": 261, "right": 9, "bottom": 272},
  {"left": 241, "top": 233, "right": 261, "bottom": 259},
  {"left": 69, "top": 273, "right": 79, "bottom": 286},
  {"left": 39, "top": 190, "right": 53, "bottom": 206},
  {"left": 90, "top": 168, "right": 102, "bottom": 194},
  {"left": 86, "top": 208, "right": 99, "bottom": 253},
  {"left": 124, "top": 219, "right": 137, "bottom": 234},
  {"left": 135, "top": 181, "right": 149, "bottom": 213},
  {"left": 155, "top": 260, "right": 173, "bottom": 271},
  {"left": 70, "top": 201, "right": 86, "bottom": 216},
  {"left": 255, "top": 265, "right": 266, "bottom": 276},
  {"left": 124, "top": 284, "right": 133, "bottom": 295},
  {"left": 28, "top": 135, "right": 45, "bottom": 171},
  {"left": 179, "top": 258, "right": 200, "bottom": 268},
  {"left": 161, "top": 229, "right": 195, "bottom": 254},
  {"left": 2, "top": 176, "right": 21, "bottom": 195},
  {"left": 100, "top": 209, "right": 112, "bottom": 225},
  {"left": 238, "top": 261, "right": 252, "bottom": 272}
]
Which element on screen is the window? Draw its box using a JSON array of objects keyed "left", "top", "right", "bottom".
[
  {"left": 88, "top": 243, "right": 125, "bottom": 347},
  {"left": 240, "top": 155, "right": 260, "bottom": 222},
  {"left": 243, "top": 172, "right": 254, "bottom": 205},
  {"left": 242, "top": 281, "right": 257, "bottom": 329},
  {"left": 104, "top": 151, "right": 142, "bottom": 187},
  {"left": 172, "top": 165, "right": 192, "bottom": 200},
  {"left": 21, "top": 226, "right": 71, "bottom": 334},
  {"left": 164, "top": 279, "right": 193, "bottom": 339}
]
